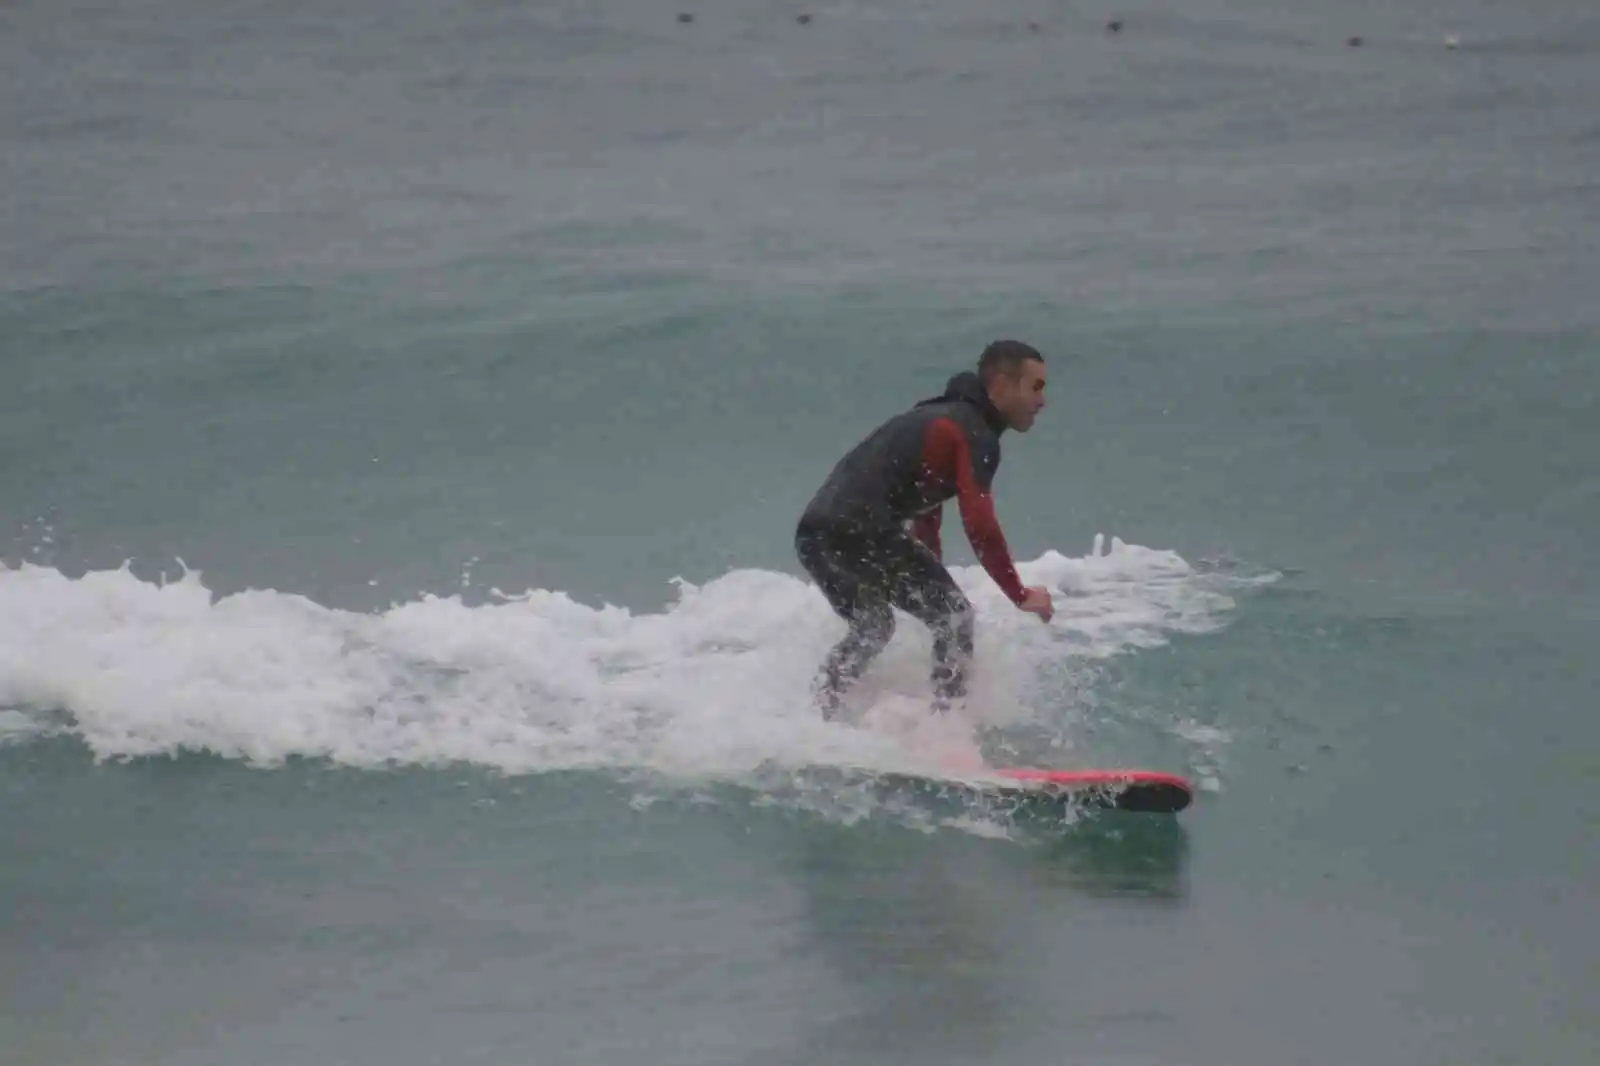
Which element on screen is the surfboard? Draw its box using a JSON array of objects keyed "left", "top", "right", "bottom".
[
  {"left": 994, "top": 768, "right": 1193, "bottom": 814},
  {"left": 871, "top": 767, "right": 1194, "bottom": 815}
]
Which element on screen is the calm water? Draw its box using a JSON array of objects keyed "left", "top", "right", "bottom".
[{"left": 4, "top": 0, "right": 1598, "bottom": 1063}]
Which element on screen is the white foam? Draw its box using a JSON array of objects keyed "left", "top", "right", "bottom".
[{"left": 0, "top": 537, "right": 1268, "bottom": 788}]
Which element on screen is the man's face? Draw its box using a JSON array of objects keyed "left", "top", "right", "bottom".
[{"left": 991, "top": 359, "right": 1047, "bottom": 432}]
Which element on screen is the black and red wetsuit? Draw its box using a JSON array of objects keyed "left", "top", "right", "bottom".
[{"left": 794, "top": 370, "right": 1024, "bottom": 715}]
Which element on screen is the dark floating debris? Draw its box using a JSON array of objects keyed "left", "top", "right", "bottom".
[{"left": 1106, "top": 18, "right": 1123, "bottom": 33}]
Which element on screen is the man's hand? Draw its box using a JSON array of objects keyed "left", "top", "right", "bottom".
[{"left": 1019, "top": 586, "right": 1054, "bottom": 623}]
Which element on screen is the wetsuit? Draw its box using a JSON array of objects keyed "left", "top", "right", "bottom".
[{"left": 795, "top": 370, "right": 1026, "bottom": 716}]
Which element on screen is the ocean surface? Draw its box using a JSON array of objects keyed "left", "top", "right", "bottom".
[{"left": 4, "top": 0, "right": 1598, "bottom": 1063}]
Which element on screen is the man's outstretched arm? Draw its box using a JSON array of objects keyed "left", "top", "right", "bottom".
[{"left": 920, "top": 419, "right": 1026, "bottom": 605}]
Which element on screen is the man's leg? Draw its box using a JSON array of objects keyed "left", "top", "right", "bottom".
[
  {"left": 884, "top": 534, "right": 975, "bottom": 712},
  {"left": 814, "top": 600, "right": 894, "bottom": 718},
  {"left": 796, "top": 525, "right": 897, "bottom": 718}
]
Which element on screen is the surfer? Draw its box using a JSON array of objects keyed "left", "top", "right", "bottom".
[{"left": 794, "top": 340, "right": 1055, "bottom": 718}]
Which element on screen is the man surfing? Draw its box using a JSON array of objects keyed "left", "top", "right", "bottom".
[{"left": 795, "top": 340, "right": 1054, "bottom": 719}]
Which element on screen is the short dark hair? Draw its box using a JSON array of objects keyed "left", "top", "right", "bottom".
[{"left": 977, "top": 340, "right": 1044, "bottom": 384}]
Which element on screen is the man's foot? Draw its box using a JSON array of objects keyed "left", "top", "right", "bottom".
[{"left": 930, "top": 689, "right": 968, "bottom": 716}]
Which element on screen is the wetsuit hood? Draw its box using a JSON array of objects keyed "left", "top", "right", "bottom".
[{"left": 916, "top": 371, "right": 1009, "bottom": 435}]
